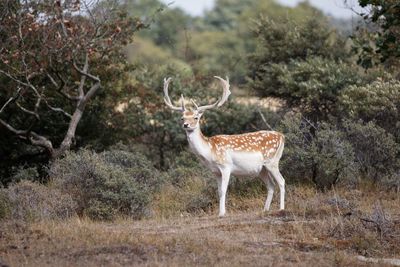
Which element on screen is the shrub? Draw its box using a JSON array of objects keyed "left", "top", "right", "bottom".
[
  {"left": 50, "top": 149, "right": 161, "bottom": 220},
  {"left": 339, "top": 79, "right": 400, "bottom": 142},
  {"left": 251, "top": 57, "right": 361, "bottom": 121},
  {"left": 0, "top": 190, "right": 11, "bottom": 220},
  {"left": 279, "top": 114, "right": 358, "bottom": 189},
  {"left": 153, "top": 151, "right": 218, "bottom": 217},
  {"left": 248, "top": 16, "right": 351, "bottom": 111},
  {"left": 10, "top": 166, "right": 39, "bottom": 183},
  {"left": 0, "top": 180, "right": 76, "bottom": 222},
  {"left": 343, "top": 120, "right": 400, "bottom": 183},
  {"left": 311, "top": 124, "right": 359, "bottom": 189}
]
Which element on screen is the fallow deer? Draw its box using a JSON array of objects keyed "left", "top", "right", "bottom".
[{"left": 163, "top": 76, "right": 285, "bottom": 217}]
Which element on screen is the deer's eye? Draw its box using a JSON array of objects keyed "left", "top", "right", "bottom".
[
  {"left": 181, "top": 118, "right": 184, "bottom": 121},
  {"left": 194, "top": 117, "right": 199, "bottom": 120}
]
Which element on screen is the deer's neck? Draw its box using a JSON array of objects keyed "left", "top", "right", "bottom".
[{"left": 186, "top": 128, "right": 211, "bottom": 160}]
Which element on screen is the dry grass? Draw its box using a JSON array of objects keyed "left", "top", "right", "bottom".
[{"left": 1, "top": 185, "right": 399, "bottom": 267}]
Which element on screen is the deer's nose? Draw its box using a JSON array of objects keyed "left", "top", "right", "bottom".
[{"left": 183, "top": 123, "right": 189, "bottom": 128}]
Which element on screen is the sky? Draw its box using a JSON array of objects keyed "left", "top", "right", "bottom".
[{"left": 159, "top": 0, "right": 364, "bottom": 19}]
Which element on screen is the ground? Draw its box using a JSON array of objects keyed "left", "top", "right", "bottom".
[{"left": 1, "top": 186, "right": 399, "bottom": 266}]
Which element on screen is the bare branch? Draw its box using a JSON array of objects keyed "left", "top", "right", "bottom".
[
  {"left": 78, "top": 54, "right": 89, "bottom": 99},
  {"left": 301, "top": 115, "right": 317, "bottom": 130},
  {"left": 46, "top": 72, "right": 59, "bottom": 88},
  {"left": 0, "top": 87, "right": 23, "bottom": 114},
  {"left": 0, "top": 118, "right": 27, "bottom": 136},
  {"left": 83, "top": 82, "right": 101, "bottom": 104},
  {"left": 52, "top": 71, "right": 80, "bottom": 101},
  {"left": 29, "top": 131, "right": 54, "bottom": 153},
  {"left": 0, "top": 118, "right": 54, "bottom": 153},
  {"left": 43, "top": 98, "right": 72, "bottom": 119},
  {"left": 16, "top": 102, "right": 40, "bottom": 120},
  {"left": 0, "top": 69, "right": 31, "bottom": 88},
  {"left": 73, "top": 59, "right": 100, "bottom": 83},
  {"left": 257, "top": 109, "right": 274, "bottom": 130}
]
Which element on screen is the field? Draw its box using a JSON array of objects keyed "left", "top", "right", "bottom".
[{"left": 1, "top": 185, "right": 399, "bottom": 267}]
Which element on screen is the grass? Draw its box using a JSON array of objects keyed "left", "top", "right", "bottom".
[{"left": 0, "top": 184, "right": 399, "bottom": 267}]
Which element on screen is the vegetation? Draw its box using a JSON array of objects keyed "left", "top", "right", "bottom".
[
  {"left": 50, "top": 148, "right": 161, "bottom": 220},
  {"left": 1, "top": 185, "right": 399, "bottom": 266},
  {"left": 0, "top": 0, "right": 399, "bottom": 264}
]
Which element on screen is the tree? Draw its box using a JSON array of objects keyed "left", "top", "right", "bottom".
[
  {"left": 247, "top": 16, "right": 352, "bottom": 121},
  {"left": 352, "top": 0, "right": 400, "bottom": 70},
  {"left": 0, "top": 0, "right": 142, "bottom": 159}
]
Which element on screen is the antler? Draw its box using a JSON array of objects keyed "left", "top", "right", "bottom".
[
  {"left": 196, "top": 76, "right": 231, "bottom": 112},
  {"left": 163, "top": 77, "right": 185, "bottom": 111}
]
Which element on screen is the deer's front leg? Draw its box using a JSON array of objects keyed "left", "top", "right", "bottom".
[{"left": 217, "top": 168, "right": 231, "bottom": 217}]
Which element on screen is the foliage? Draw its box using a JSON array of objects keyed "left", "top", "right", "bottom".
[
  {"left": 153, "top": 151, "right": 217, "bottom": 217},
  {"left": 179, "top": 30, "right": 246, "bottom": 82},
  {"left": 252, "top": 57, "right": 361, "bottom": 120},
  {"left": 10, "top": 166, "right": 39, "bottom": 183},
  {"left": 126, "top": 37, "right": 192, "bottom": 75},
  {"left": 0, "top": 180, "right": 76, "bottom": 222},
  {"left": 339, "top": 79, "right": 400, "bottom": 141},
  {"left": 50, "top": 149, "right": 161, "bottom": 220},
  {"left": 343, "top": 120, "right": 399, "bottom": 182},
  {"left": 124, "top": 0, "right": 192, "bottom": 49},
  {"left": 279, "top": 114, "right": 358, "bottom": 189},
  {"left": 354, "top": 0, "right": 400, "bottom": 69},
  {"left": 248, "top": 16, "right": 348, "bottom": 66},
  {"left": 0, "top": 0, "right": 144, "bottom": 184},
  {"left": 248, "top": 16, "right": 355, "bottom": 121}
]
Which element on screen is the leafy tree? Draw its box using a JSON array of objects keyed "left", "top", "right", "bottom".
[
  {"left": 203, "top": 0, "right": 258, "bottom": 31},
  {"left": 248, "top": 16, "right": 348, "bottom": 67},
  {"left": 339, "top": 79, "right": 400, "bottom": 141},
  {"left": 253, "top": 57, "right": 361, "bottom": 121},
  {"left": 353, "top": 0, "right": 400, "bottom": 70},
  {"left": 0, "top": 0, "right": 142, "bottom": 160},
  {"left": 178, "top": 31, "right": 246, "bottom": 82},
  {"left": 248, "top": 16, "right": 353, "bottom": 120},
  {"left": 123, "top": 0, "right": 192, "bottom": 49}
]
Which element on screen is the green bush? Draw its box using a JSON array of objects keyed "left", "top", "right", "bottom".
[
  {"left": 343, "top": 120, "right": 400, "bottom": 183},
  {"left": 10, "top": 166, "right": 39, "bottom": 183},
  {"left": 0, "top": 180, "right": 76, "bottom": 222},
  {"left": 50, "top": 149, "right": 161, "bottom": 220},
  {"left": 156, "top": 151, "right": 217, "bottom": 215},
  {"left": 248, "top": 16, "right": 350, "bottom": 102},
  {"left": 251, "top": 57, "right": 361, "bottom": 120},
  {"left": 0, "top": 190, "right": 11, "bottom": 220},
  {"left": 279, "top": 114, "right": 358, "bottom": 189},
  {"left": 339, "top": 79, "right": 400, "bottom": 141}
]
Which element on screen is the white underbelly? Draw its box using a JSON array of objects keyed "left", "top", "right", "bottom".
[{"left": 228, "top": 151, "right": 264, "bottom": 176}]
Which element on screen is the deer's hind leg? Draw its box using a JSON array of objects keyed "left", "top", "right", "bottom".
[
  {"left": 264, "top": 163, "right": 285, "bottom": 210},
  {"left": 260, "top": 167, "right": 275, "bottom": 211}
]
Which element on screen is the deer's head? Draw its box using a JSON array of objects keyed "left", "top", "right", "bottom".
[{"left": 163, "top": 76, "right": 231, "bottom": 132}]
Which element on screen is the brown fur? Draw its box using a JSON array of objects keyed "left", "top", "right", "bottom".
[{"left": 205, "top": 131, "right": 284, "bottom": 163}]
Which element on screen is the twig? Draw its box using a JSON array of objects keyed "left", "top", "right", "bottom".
[
  {"left": 0, "top": 87, "right": 23, "bottom": 114},
  {"left": 257, "top": 109, "right": 273, "bottom": 130}
]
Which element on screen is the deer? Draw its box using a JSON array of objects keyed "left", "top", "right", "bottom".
[{"left": 163, "top": 76, "right": 285, "bottom": 217}]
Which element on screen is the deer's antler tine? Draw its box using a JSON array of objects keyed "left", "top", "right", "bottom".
[
  {"left": 196, "top": 76, "right": 231, "bottom": 112},
  {"left": 163, "top": 77, "right": 183, "bottom": 111}
]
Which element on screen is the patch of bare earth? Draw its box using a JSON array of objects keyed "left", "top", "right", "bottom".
[{"left": 1, "top": 186, "right": 399, "bottom": 266}]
